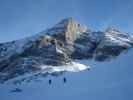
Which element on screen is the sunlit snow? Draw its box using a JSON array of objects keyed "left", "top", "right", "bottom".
[{"left": 40, "top": 62, "right": 90, "bottom": 73}]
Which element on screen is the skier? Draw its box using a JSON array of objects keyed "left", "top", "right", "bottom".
[
  {"left": 49, "top": 79, "right": 52, "bottom": 85},
  {"left": 63, "top": 77, "right": 66, "bottom": 83}
]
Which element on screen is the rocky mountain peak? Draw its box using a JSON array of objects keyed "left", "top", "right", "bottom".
[
  {"left": 47, "top": 17, "right": 89, "bottom": 43},
  {"left": 0, "top": 18, "right": 133, "bottom": 82},
  {"left": 56, "top": 17, "right": 75, "bottom": 25},
  {"left": 105, "top": 26, "right": 121, "bottom": 33}
]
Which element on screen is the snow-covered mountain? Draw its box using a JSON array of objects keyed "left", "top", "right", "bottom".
[{"left": 0, "top": 17, "right": 133, "bottom": 82}]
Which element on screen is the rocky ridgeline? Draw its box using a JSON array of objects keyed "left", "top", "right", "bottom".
[{"left": 0, "top": 17, "right": 133, "bottom": 82}]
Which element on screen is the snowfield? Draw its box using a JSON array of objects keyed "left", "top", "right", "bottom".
[
  {"left": 0, "top": 61, "right": 90, "bottom": 85},
  {"left": 40, "top": 62, "right": 90, "bottom": 73},
  {"left": 0, "top": 49, "right": 133, "bottom": 100}
]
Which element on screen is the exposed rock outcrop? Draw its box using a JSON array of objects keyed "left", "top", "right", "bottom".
[{"left": 0, "top": 18, "right": 133, "bottom": 82}]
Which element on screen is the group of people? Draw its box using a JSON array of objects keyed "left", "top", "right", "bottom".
[{"left": 48, "top": 77, "right": 66, "bottom": 85}]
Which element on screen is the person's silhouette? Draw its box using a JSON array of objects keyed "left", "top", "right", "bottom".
[
  {"left": 63, "top": 77, "right": 66, "bottom": 83},
  {"left": 49, "top": 79, "right": 52, "bottom": 85}
]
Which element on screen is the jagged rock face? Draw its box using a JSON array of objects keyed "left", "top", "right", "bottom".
[
  {"left": 49, "top": 18, "right": 89, "bottom": 43},
  {"left": 94, "top": 28, "right": 133, "bottom": 61},
  {"left": 72, "top": 31, "right": 104, "bottom": 59},
  {"left": 0, "top": 18, "right": 133, "bottom": 82},
  {"left": 0, "top": 35, "right": 71, "bottom": 81},
  {"left": 63, "top": 18, "right": 88, "bottom": 43}
]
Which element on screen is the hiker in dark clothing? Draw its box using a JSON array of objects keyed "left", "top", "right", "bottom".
[
  {"left": 49, "top": 79, "right": 52, "bottom": 85},
  {"left": 63, "top": 77, "right": 66, "bottom": 83}
]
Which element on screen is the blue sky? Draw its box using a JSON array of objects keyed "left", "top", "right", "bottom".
[{"left": 0, "top": 0, "right": 133, "bottom": 42}]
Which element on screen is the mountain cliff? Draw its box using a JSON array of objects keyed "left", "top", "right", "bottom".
[{"left": 0, "top": 18, "right": 133, "bottom": 82}]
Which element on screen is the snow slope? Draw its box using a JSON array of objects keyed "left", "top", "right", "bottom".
[{"left": 0, "top": 49, "right": 133, "bottom": 100}]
